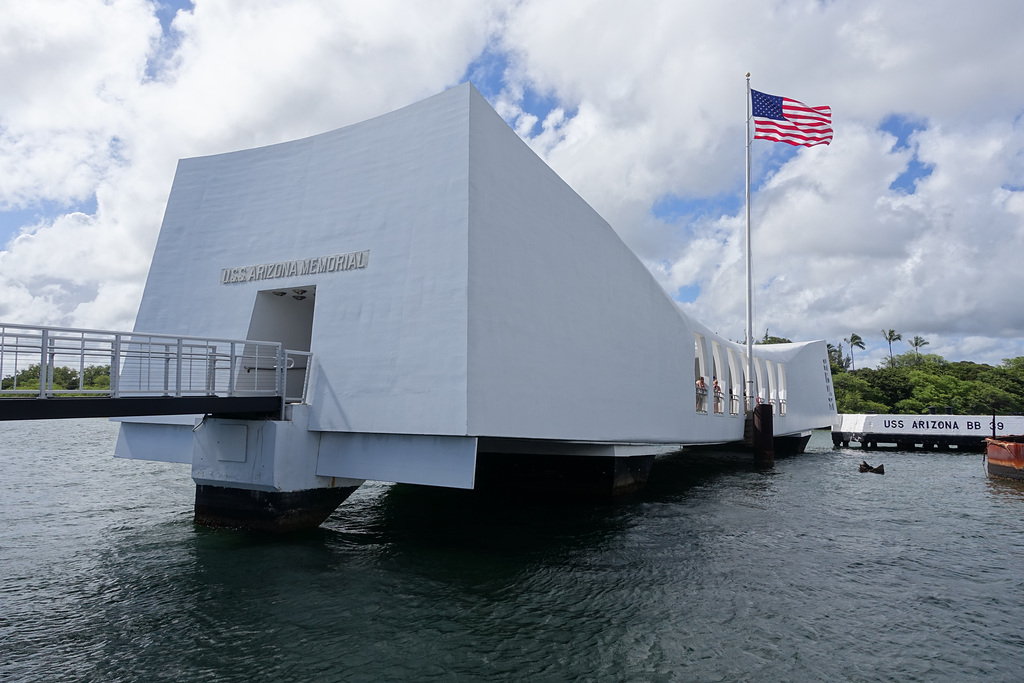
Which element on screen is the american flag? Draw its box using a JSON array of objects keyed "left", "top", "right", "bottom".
[{"left": 751, "top": 89, "right": 832, "bottom": 147}]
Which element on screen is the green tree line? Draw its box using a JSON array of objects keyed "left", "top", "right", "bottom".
[
  {"left": 828, "top": 348, "right": 1024, "bottom": 415},
  {"left": 765, "top": 329, "right": 1023, "bottom": 415},
  {"left": 1, "top": 364, "right": 111, "bottom": 392}
]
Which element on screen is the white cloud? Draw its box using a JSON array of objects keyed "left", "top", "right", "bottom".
[
  {"left": 495, "top": 0, "right": 1024, "bottom": 364},
  {"left": 0, "top": 0, "right": 503, "bottom": 328},
  {"left": 0, "top": 0, "right": 156, "bottom": 208},
  {"left": 1, "top": 0, "right": 1024, "bottom": 366}
]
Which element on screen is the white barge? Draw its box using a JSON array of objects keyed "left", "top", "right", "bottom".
[{"left": 113, "top": 84, "right": 836, "bottom": 530}]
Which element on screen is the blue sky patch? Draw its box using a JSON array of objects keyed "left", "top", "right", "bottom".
[
  {"left": 880, "top": 114, "right": 934, "bottom": 194},
  {"left": 652, "top": 191, "right": 743, "bottom": 224},
  {"left": 462, "top": 47, "right": 570, "bottom": 137},
  {"left": 517, "top": 87, "right": 562, "bottom": 135},
  {"left": 890, "top": 156, "right": 934, "bottom": 194},
  {"left": 880, "top": 113, "right": 926, "bottom": 151},
  {"left": 652, "top": 140, "right": 799, "bottom": 228},
  {"left": 145, "top": 0, "right": 193, "bottom": 81},
  {"left": 155, "top": 0, "right": 193, "bottom": 35},
  {"left": 752, "top": 142, "right": 799, "bottom": 185},
  {"left": 675, "top": 283, "right": 701, "bottom": 303},
  {"left": 0, "top": 196, "right": 98, "bottom": 248},
  {"left": 462, "top": 46, "right": 507, "bottom": 99}
]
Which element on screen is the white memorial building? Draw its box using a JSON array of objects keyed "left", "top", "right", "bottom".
[{"left": 114, "top": 83, "right": 836, "bottom": 530}]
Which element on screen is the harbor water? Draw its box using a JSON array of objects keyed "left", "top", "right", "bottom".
[{"left": 3, "top": 419, "right": 1024, "bottom": 681}]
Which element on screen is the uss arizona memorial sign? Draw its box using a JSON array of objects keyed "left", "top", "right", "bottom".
[{"left": 221, "top": 249, "right": 369, "bottom": 284}]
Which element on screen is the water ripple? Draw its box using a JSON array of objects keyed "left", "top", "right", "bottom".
[{"left": 4, "top": 427, "right": 1024, "bottom": 680}]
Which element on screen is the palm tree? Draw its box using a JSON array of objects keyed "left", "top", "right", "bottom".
[
  {"left": 910, "top": 335, "right": 929, "bottom": 360},
  {"left": 882, "top": 329, "right": 902, "bottom": 363},
  {"left": 844, "top": 333, "right": 865, "bottom": 370}
]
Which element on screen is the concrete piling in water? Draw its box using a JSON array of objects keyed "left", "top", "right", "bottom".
[{"left": 753, "top": 403, "right": 775, "bottom": 466}]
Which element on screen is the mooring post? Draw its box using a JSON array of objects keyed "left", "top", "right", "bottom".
[{"left": 753, "top": 402, "right": 774, "bottom": 466}]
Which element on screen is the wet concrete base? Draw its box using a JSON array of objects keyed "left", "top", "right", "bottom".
[
  {"left": 774, "top": 432, "right": 812, "bottom": 456},
  {"left": 194, "top": 484, "right": 359, "bottom": 533},
  {"left": 474, "top": 452, "right": 655, "bottom": 501}
]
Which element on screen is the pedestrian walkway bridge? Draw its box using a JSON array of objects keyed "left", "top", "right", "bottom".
[{"left": 0, "top": 323, "right": 309, "bottom": 421}]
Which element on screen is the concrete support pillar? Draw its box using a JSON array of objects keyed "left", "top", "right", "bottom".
[
  {"left": 194, "top": 484, "right": 359, "bottom": 533},
  {"left": 189, "top": 406, "right": 364, "bottom": 532},
  {"left": 753, "top": 403, "right": 774, "bottom": 466}
]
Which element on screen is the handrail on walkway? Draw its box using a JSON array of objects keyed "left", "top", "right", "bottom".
[{"left": 0, "top": 322, "right": 311, "bottom": 407}]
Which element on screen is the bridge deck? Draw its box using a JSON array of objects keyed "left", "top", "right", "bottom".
[
  {"left": 2, "top": 322, "right": 310, "bottom": 422},
  {"left": 0, "top": 395, "right": 282, "bottom": 421}
]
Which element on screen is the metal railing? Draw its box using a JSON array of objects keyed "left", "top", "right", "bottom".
[
  {"left": 0, "top": 322, "right": 311, "bottom": 404},
  {"left": 713, "top": 389, "right": 724, "bottom": 414},
  {"left": 755, "top": 397, "right": 786, "bottom": 416}
]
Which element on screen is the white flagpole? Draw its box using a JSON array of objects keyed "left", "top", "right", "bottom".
[{"left": 745, "top": 73, "right": 754, "bottom": 413}]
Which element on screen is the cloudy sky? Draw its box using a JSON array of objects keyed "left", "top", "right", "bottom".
[{"left": 2, "top": 0, "right": 1023, "bottom": 368}]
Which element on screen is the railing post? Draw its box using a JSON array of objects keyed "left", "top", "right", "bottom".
[
  {"left": 227, "top": 342, "right": 236, "bottom": 396},
  {"left": 278, "top": 346, "right": 288, "bottom": 420},
  {"left": 78, "top": 335, "right": 86, "bottom": 391},
  {"left": 280, "top": 351, "right": 287, "bottom": 421},
  {"left": 111, "top": 334, "right": 121, "bottom": 398},
  {"left": 205, "top": 345, "right": 215, "bottom": 394},
  {"left": 278, "top": 345, "right": 286, "bottom": 395},
  {"left": 303, "top": 354, "right": 311, "bottom": 402},
  {"left": 48, "top": 348, "right": 56, "bottom": 395},
  {"left": 162, "top": 343, "right": 171, "bottom": 396},
  {"left": 175, "top": 338, "right": 183, "bottom": 397},
  {"left": 38, "top": 328, "right": 48, "bottom": 399}
]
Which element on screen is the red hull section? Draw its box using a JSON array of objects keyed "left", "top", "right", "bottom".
[{"left": 986, "top": 436, "right": 1024, "bottom": 481}]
